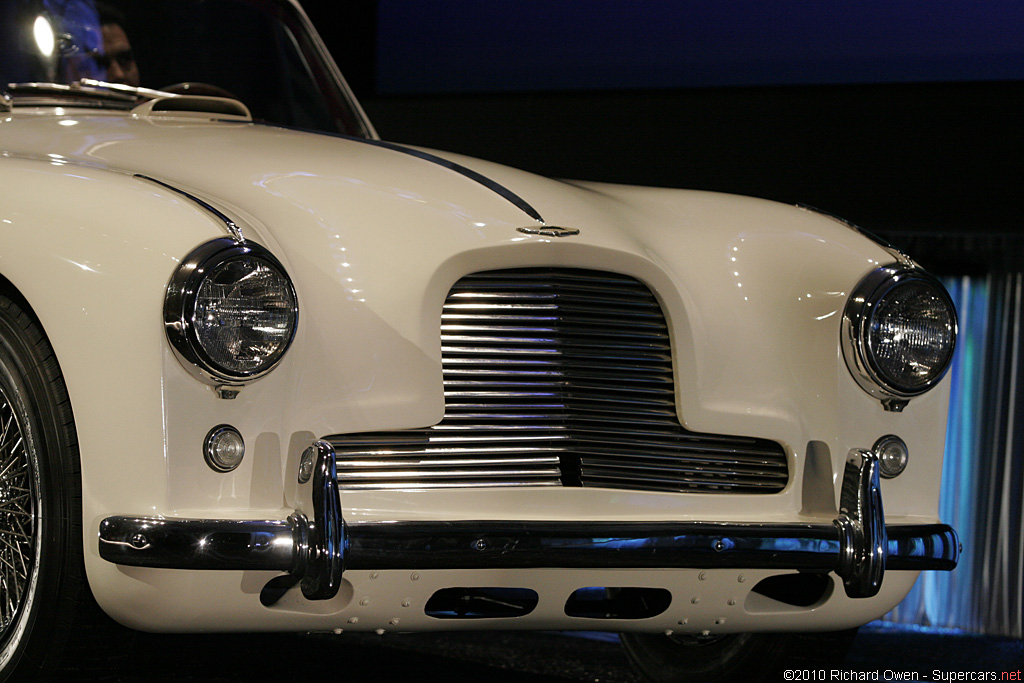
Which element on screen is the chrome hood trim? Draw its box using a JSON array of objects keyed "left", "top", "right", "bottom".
[
  {"left": 321, "top": 133, "right": 546, "bottom": 224},
  {"left": 134, "top": 174, "right": 246, "bottom": 242}
]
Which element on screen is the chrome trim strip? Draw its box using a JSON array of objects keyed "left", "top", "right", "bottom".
[
  {"left": 78, "top": 77, "right": 182, "bottom": 100},
  {"left": 98, "top": 445, "right": 958, "bottom": 602},
  {"left": 516, "top": 226, "right": 580, "bottom": 237},
  {"left": 5, "top": 81, "right": 137, "bottom": 105},
  {"left": 307, "top": 136, "right": 545, "bottom": 224},
  {"left": 341, "top": 521, "right": 957, "bottom": 576},
  {"left": 796, "top": 204, "right": 914, "bottom": 266},
  {"left": 885, "top": 525, "right": 960, "bottom": 571},
  {"left": 98, "top": 516, "right": 958, "bottom": 595},
  {"left": 134, "top": 174, "right": 246, "bottom": 242},
  {"left": 98, "top": 516, "right": 302, "bottom": 572}
]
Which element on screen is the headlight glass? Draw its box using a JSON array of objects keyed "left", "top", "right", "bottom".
[
  {"left": 867, "top": 280, "right": 956, "bottom": 393},
  {"left": 166, "top": 239, "right": 298, "bottom": 384},
  {"left": 843, "top": 265, "right": 957, "bottom": 404},
  {"left": 194, "top": 256, "right": 296, "bottom": 374}
]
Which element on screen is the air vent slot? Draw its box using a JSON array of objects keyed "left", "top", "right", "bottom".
[
  {"left": 132, "top": 95, "right": 251, "bottom": 121},
  {"left": 749, "top": 573, "right": 833, "bottom": 609},
  {"left": 425, "top": 587, "right": 539, "bottom": 619},
  {"left": 564, "top": 586, "right": 672, "bottom": 619}
]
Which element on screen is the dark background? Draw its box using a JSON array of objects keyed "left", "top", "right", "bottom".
[{"left": 305, "top": 1, "right": 1024, "bottom": 274}]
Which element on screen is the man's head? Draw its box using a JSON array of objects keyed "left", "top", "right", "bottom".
[{"left": 96, "top": 2, "right": 139, "bottom": 86}]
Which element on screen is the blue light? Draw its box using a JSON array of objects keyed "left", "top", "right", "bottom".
[{"left": 883, "top": 274, "right": 1022, "bottom": 638}]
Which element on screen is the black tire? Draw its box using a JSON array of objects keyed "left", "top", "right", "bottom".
[
  {"left": 620, "top": 629, "right": 858, "bottom": 683},
  {"left": 0, "top": 294, "right": 90, "bottom": 682}
]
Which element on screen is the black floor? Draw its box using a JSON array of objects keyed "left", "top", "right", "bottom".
[{"left": 66, "top": 624, "right": 1021, "bottom": 682}]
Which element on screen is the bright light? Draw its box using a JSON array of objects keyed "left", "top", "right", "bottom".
[{"left": 33, "top": 15, "right": 55, "bottom": 58}]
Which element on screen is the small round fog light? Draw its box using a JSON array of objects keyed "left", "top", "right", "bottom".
[
  {"left": 204, "top": 425, "right": 245, "bottom": 472},
  {"left": 873, "top": 435, "right": 909, "bottom": 479}
]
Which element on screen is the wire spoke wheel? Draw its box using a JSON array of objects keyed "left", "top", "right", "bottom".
[
  {"left": 0, "top": 293, "right": 103, "bottom": 683},
  {"left": 0, "top": 392, "right": 37, "bottom": 641}
]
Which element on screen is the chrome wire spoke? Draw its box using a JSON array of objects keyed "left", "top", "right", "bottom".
[
  {"left": 0, "top": 533, "right": 30, "bottom": 569},
  {"left": 0, "top": 439, "right": 24, "bottom": 481},
  {"left": 0, "top": 411, "right": 13, "bottom": 449},
  {"left": 0, "top": 391, "right": 34, "bottom": 639},
  {"left": 0, "top": 550, "right": 24, "bottom": 575},
  {"left": 0, "top": 550, "right": 24, "bottom": 629},
  {"left": 0, "top": 491, "right": 32, "bottom": 511},
  {"left": 0, "top": 525, "right": 31, "bottom": 541}
]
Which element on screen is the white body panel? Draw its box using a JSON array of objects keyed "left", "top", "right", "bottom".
[{"left": 0, "top": 105, "right": 952, "bottom": 635}]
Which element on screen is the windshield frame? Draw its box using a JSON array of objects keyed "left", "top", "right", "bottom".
[{"left": 265, "top": 0, "right": 378, "bottom": 139}]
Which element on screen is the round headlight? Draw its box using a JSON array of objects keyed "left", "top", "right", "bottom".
[
  {"left": 842, "top": 265, "right": 956, "bottom": 406},
  {"left": 166, "top": 239, "right": 298, "bottom": 384}
]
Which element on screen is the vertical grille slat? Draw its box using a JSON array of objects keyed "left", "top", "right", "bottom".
[{"left": 326, "top": 268, "right": 788, "bottom": 493}]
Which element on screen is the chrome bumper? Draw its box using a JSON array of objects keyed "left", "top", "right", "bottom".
[{"left": 98, "top": 442, "right": 960, "bottom": 602}]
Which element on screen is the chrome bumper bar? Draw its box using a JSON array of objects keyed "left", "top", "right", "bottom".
[{"left": 98, "top": 443, "right": 960, "bottom": 602}]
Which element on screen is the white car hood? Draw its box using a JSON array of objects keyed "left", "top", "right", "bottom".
[{"left": 1, "top": 110, "right": 894, "bottom": 438}]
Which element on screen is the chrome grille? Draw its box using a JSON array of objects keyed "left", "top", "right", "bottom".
[{"left": 326, "top": 268, "right": 788, "bottom": 493}]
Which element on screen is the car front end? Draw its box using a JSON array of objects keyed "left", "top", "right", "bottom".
[{"left": 0, "top": 1, "right": 960, "bottom": 680}]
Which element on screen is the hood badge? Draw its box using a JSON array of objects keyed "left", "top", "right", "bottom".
[{"left": 517, "top": 226, "right": 580, "bottom": 238}]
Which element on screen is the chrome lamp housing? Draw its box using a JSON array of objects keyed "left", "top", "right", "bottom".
[
  {"left": 164, "top": 238, "right": 298, "bottom": 386},
  {"left": 842, "top": 264, "right": 957, "bottom": 411}
]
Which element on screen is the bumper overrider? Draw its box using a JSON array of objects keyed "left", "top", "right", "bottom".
[{"left": 98, "top": 442, "right": 959, "bottom": 604}]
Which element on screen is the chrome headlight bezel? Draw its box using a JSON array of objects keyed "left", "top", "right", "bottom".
[
  {"left": 165, "top": 238, "right": 298, "bottom": 386},
  {"left": 842, "top": 265, "right": 957, "bottom": 407}
]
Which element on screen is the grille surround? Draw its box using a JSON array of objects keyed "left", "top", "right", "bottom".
[{"left": 326, "top": 268, "right": 789, "bottom": 494}]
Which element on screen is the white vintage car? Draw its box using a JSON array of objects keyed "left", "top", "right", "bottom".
[{"left": 0, "top": 1, "right": 960, "bottom": 681}]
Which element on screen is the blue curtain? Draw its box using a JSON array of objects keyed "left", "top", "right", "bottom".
[{"left": 884, "top": 272, "right": 1023, "bottom": 638}]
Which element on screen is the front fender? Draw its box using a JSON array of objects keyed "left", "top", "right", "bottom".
[{"left": 0, "top": 156, "right": 232, "bottom": 555}]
